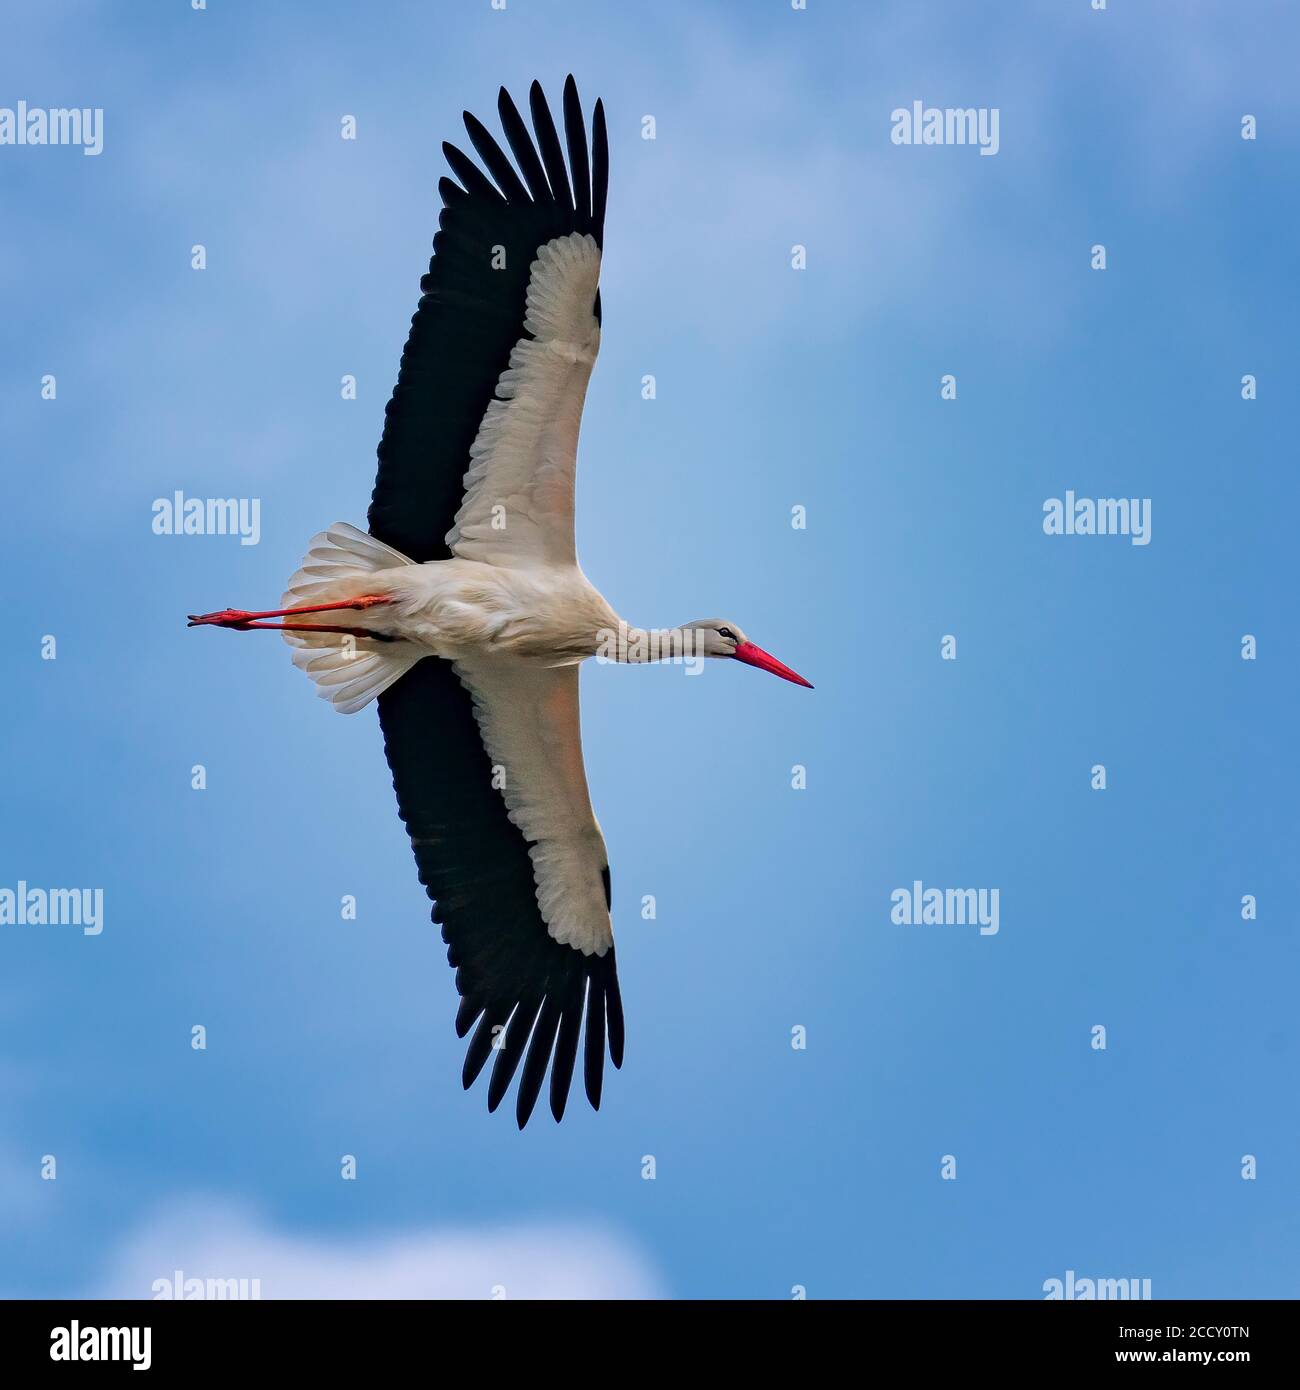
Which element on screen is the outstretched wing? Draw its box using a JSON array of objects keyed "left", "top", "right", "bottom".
[
  {"left": 378, "top": 659, "right": 623, "bottom": 1129},
  {"left": 371, "top": 79, "right": 622, "bottom": 1126},
  {"left": 367, "top": 74, "right": 607, "bottom": 563}
]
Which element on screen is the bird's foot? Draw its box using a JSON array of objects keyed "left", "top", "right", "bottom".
[{"left": 187, "top": 608, "right": 255, "bottom": 629}]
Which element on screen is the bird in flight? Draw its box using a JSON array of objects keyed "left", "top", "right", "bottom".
[{"left": 189, "top": 77, "right": 813, "bottom": 1128}]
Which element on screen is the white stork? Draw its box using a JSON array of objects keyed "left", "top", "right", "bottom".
[{"left": 189, "top": 77, "right": 812, "bottom": 1128}]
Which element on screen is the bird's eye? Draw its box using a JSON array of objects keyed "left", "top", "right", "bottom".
[{"left": 718, "top": 627, "right": 735, "bottom": 641}]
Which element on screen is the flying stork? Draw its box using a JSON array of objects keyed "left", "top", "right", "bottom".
[{"left": 188, "top": 77, "right": 813, "bottom": 1128}]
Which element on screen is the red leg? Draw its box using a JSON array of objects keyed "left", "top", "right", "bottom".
[
  {"left": 187, "top": 596, "right": 391, "bottom": 629},
  {"left": 238, "top": 620, "right": 386, "bottom": 637}
]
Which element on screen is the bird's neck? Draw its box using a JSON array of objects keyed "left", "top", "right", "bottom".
[{"left": 597, "top": 622, "right": 703, "bottom": 666}]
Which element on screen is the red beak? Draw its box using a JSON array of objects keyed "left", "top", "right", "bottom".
[{"left": 732, "top": 641, "right": 814, "bottom": 689}]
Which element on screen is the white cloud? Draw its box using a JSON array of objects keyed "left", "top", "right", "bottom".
[{"left": 95, "top": 1200, "right": 664, "bottom": 1300}]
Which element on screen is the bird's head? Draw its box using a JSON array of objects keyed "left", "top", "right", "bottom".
[{"left": 685, "top": 619, "right": 813, "bottom": 689}]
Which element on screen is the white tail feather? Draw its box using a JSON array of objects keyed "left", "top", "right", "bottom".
[{"left": 281, "top": 522, "right": 422, "bottom": 714}]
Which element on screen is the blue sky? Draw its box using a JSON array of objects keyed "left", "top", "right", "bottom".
[{"left": 1, "top": 0, "right": 1297, "bottom": 1299}]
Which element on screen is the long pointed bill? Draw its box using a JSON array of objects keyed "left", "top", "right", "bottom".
[{"left": 732, "top": 641, "right": 814, "bottom": 689}]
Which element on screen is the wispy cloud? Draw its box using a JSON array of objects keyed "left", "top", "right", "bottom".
[{"left": 95, "top": 1200, "right": 665, "bottom": 1300}]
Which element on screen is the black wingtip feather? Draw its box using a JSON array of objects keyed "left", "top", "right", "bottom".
[
  {"left": 562, "top": 75, "right": 591, "bottom": 225},
  {"left": 606, "top": 970, "right": 625, "bottom": 1070},
  {"left": 529, "top": 79, "right": 573, "bottom": 211},
  {"left": 591, "top": 98, "right": 609, "bottom": 247},
  {"left": 497, "top": 87, "right": 549, "bottom": 204},
  {"left": 548, "top": 981, "right": 584, "bottom": 1123},
  {"left": 463, "top": 109, "right": 529, "bottom": 204},
  {"left": 462, "top": 1006, "right": 507, "bottom": 1089},
  {"left": 516, "top": 997, "right": 562, "bottom": 1129},
  {"left": 455, "top": 995, "right": 483, "bottom": 1039},
  {"left": 584, "top": 977, "right": 606, "bottom": 1110},
  {"left": 487, "top": 997, "right": 541, "bottom": 1112},
  {"left": 442, "top": 140, "right": 502, "bottom": 203}
]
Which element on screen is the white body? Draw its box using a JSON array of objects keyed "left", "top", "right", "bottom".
[{"left": 293, "top": 546, "right": 621, "bottom": 666}]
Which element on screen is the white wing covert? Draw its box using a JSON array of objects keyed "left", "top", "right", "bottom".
[
  {"left": 446, "top": 232, "right": 601, "bottom": 569},
  {"left": 453, "top": 656, "right": 612, "bottom": 957}
]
